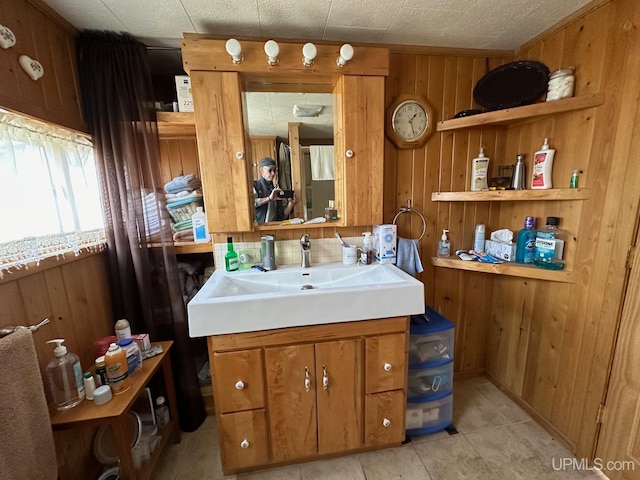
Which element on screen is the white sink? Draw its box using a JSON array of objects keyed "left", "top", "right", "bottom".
[{"left": 187, "top": 262, "right": 425, "bottom": 337}]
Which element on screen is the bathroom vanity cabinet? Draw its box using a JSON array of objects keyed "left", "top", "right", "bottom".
[{"left": 207, "top": 316, "right": 408, "bottom": 474}]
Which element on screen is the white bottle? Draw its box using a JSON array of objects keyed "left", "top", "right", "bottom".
[
  {"left": 473, "top": 224, "right": 485, "bottom": 253},
  {"left": 114, "top": 318, "right": 131, "bottom": 340},
  {"left": 361, "top": 232, "right": 373, "bottom": 265},
  {"left": 45, "top": 339, "right": 85, "bottom": 411},
  {"left": 192, "top": 206, "right": 211, "bottom": 243},
  {"left": 437, "top": 229, "right": 450, "bottom": 257},
  {"left": 470, "top": 147, "right": 490, "bottom": 191},
  {"left": 155, "top": 396, "right": 170, "bottom": 428},
  {"left": 531, "top": 138, "right": 555, "bottom": 189}
]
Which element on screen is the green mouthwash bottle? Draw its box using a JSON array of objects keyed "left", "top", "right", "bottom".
[{"left": 225, "top": 236, "right": 239, "bottom": 272}]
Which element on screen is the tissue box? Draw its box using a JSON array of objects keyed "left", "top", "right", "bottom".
[
  {"left": 484, "top": 239, "right": 516, "bottom": 262},
  {"left": 132, "top": 333, "right": 151, "bottom": 353},
  {"left": 174, "top": 75, "right": 194, "bottom": 112},
  {"left": 373, "top": 224, "right": 397, "bottom": 264}
]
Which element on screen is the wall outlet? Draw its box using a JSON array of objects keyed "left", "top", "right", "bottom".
[{"left": 238, "top": 248, "right": 261, "bottom": 267}]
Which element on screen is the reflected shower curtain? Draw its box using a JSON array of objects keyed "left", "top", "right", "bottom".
[{"left": 77, "top": 31, "right": 205, "bottom": 431}]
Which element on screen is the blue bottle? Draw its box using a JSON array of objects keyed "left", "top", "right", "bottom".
[{"left": 515, "top": 216, "right": 536, "bottom": 264}]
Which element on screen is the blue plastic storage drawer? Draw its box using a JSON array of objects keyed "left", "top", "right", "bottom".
[
  {"left": 408, "top": 307, "right": 454, "bottom": 366},
  {"left": 405, "top": 391, "right": 453, "bottom": 435},
  {"left": 407, "top": 359, "right": 453, "bottom": 400}
]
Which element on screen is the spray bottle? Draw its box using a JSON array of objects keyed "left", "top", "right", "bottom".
[{"left": 45, "top": 339, "right": 85, "bottom": 410}]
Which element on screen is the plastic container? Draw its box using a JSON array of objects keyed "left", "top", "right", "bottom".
[
  {"left": 324, "top": 200, "right": 338, "bottom": 221},
  {"left": 515, "top": 216, "right": 536, "bottom": 264},
  {"left": 225, "top": 236, "right": 239, "bottom": 272},
  {"left": 473, "top": 224, "right": 485, "bottom": 252},
  {"left": 470, "top": 147, "right": 489, "bottom": 191},
  {"left": 95, "top": 356, "right": 108, "bottom": 387},
  {"left": 405, "top": 391, "right": 453, "bottom": 435},
  {"left": 546, "top": 67, "right": 575, "bottom": 101},
  {"left": 534, "top": 216, "right": 565, "bottom": 270},
  {"left": 83, "top": 372, "right": 96, "bottom": 400},
  {"left": 360, "top": 232, "right": 373, "bottom": 265},
  {"left": 191, "top": 206, "right": 210, "bottom": 243},
  {"left": 437, "top": 229, "right": 450, "bottom": 258},
  {"left": 408, "top": 310, "right": 455, "bottom": 366},
  {"left": 155, "top": 396, "right": 170, "bottom": 429},
  {"left": 114, "top": 319, "right": 131, "bottom": 341},
  {"left": 118, "top": 337, "right": 142, "bottom": 375},
  {"left": 45, "top": 339, "right": 85, "bottom": 410},
  {"left": 407, "top": 360, "right": 454, "bottom": 399},
  {"left": 531, "top": 138, "right": 555, "bottom": 189},
  {"left": 105, "top": 342, "right": 130, "bottom": 394}
]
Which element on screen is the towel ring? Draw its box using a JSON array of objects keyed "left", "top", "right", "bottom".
[{"left": 392, "top": 200, "right": 426, "bottom": 241}]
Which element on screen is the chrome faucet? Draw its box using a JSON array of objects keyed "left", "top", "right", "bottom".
[{"left": 300, "top": 233, "right": 311, "bottom": 268}]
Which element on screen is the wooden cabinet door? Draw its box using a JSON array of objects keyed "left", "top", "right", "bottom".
[
  {"left": 218, "top": 410, "right": 269, "bottom": 472},
  {"left": 212, "top": 349, "right": 264, "bottom": 413},
  {"left": 191, "top": 71, "right": 253, "bottom": 232},
  {"left": 315, "top": 339, "right": 363, "bottom": 454},
  {"left": 365, "top": 333, "right": 407, "bottom": 394},
  {"left": 334, "top": 75, "right": 384, "bottom": 226},
  {"left": 265, "top": 343, "right": 318, "bottom": 462},
  {"left": 365, "top": 390, "right": 406, "bottom": 447}
]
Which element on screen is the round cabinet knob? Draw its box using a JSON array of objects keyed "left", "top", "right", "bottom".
[
  {"left": 235, "top": 380, "right": 245, "bottom": 390},
  {"left": 383, "top": 363, "right": 392, "bottom": 371},
  {"left": 345, "top": 149, "right": 354, "bottom": 158},
  {"left": 240, "top": 439, "right": 250, "bottom": 449},
  {"left": 235, "top": 151, "right": 244, "bottom": 160},
  {"left": 382, "top": 418, "right": 391, "bottom": 427}
]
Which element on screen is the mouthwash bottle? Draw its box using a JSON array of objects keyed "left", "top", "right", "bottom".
[
  {"left": 225, "top": 236, "right": 239, "bottom": 272},
  {"left": 515, "top": 216, "right": 536, "bottom": 264},
  {"left": 533, "top": 217, "right": 565, "bottom": 270}
]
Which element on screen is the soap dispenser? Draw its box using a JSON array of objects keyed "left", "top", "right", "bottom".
[
  {"left": 470, "top": 147, "right": 490, "bottom": 191},
  {"left": 531, "top": 138, "right": 555, "bottom": 189},
  {"left": 45, "top": 339, "right": 85, "bottom": 410},
  {"left": 437, "top": 229, "right": 451, "bottom": 257}
]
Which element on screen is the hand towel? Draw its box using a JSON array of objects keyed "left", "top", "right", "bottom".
[
  {"left": 0, "top": 328, "right": 57, "bottom": 480},
  {"left": 310, "top": 145, "right": 334, "bottom": 180},
  {"left": 396, "top": 237, "right": 424, "bottom": 277}
]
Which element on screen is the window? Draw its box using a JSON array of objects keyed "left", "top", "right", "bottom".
[{"left": 0, "top": 110, "right": 105, "bottom": 277}]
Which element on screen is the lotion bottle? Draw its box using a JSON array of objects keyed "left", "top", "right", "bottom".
[
  {"left": 437, "top": 229, "right": 451, "bottom": 257},
  {"left": 470, "top": 147, "right": 490, "bottom": 191},
  {"left": 531, "top": 138, "right": 555, "bottom": 189},
  {"left": 473, "top": 224, "right": 485, "bottom": 253}
]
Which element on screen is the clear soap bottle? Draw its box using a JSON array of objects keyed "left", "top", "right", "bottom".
[
  {"left": 361, "top": 232, "right": 373, "bottom": 264},
  {"left": 437, "top": 229, "right": 451, "bottom": 257},
  {"left": 45, "top": 339, "right": 85, "bottom": 411}
]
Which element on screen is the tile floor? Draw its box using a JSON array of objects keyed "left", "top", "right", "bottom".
[{"left": 153, "top": 377, "right": 610, "bottom": 480}]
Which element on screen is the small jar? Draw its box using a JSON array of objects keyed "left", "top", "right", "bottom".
[
  {"left": 83, "top": 372, "right": 96, "bottom": 400},
  {"left": 546, "top": 67, "right": 575, "bottom": 101},
  {"left": 95, "top": 356, "right": 108, "bottom": 386}
]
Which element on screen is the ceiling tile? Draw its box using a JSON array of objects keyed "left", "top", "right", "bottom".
[
  {"left": 43, "top": 0, "right": 126, "bottom": 31},
  {"left": 326, "top": 0, "right": 399, "bottom": 29},
  {"left": 102, "top": 0, "right": 195, "bottom": 39},
  {"left": 323, "top": 26, "right": 386, "bottom": 44},
  {"left": 382, "top": 8, "right": 465, "bottom": 46},
  {"left": 180, "top": 0, "right": 261, "bottom": 37},
  {"left": 257, "top": 0, "right": 331, "bottom": 39}
]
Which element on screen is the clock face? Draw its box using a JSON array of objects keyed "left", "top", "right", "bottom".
[{"left": 392, "top": 101, "right": 429, "bottom": 141}]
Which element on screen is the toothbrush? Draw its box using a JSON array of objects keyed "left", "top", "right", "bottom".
[{"left": 335, "top": 232, "right": 349, "bottom": 248}]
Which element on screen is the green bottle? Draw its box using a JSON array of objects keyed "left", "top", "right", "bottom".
[{"left": 225, "top": 236, "right": 239, "bottom": 272}]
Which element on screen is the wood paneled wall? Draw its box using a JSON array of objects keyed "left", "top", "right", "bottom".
[
  {"left": 0, "top": 0, "right": 85, "bottom": 132},
  {"left": 386, "top": 0, "right": 640, "bottom": 459},
  {"left": 0, "top": 252, "right": 115, "bottom": 478}
]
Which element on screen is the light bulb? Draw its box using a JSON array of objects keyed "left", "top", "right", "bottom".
[
  {"left": 264, "top": 40, "right": 279, "bottom": 65},
  {"left": 225, "top": 38, "right": 243, "bottom": 64},
  {"left": 336, "top": 43, "right": 354, "bottom": 67},
  {"left": 302, "top": 42, "right": 317, "bottom": 67}
]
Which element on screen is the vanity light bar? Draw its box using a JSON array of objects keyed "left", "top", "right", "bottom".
[
  {"left": 264, "top": 40, "right": 280, "bottom": 65},
  {"left": 302, "top": 42, "right": 317, "bottom": 67},
  {"left": 336, "top": 44, "right": 354, "bottom": 68},
  {"left": 225, "top": 38, "right": 243, "bottom": 64}
]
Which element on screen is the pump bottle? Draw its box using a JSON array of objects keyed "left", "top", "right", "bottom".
[
  {"left": 437, "top": 229, "right": 451, "bottom": 257},
  {"left": 470, "top": 147, "right": 490, "bottom": 191},
  {"left": 361, "top": 232, "right": 373, "bottom": 264},
  {"left": 45, "top": 339, "right": 85, "bottom": 410},
  {"left": 531, "top": 138, "right": 555, "bottom": 189}
]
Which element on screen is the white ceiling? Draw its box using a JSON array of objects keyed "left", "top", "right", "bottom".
[{"left": 41, "top": 0, "right": 594, "bottom": 138}]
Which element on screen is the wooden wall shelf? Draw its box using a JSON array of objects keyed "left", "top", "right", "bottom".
[
  {"left": 431, "top": 188, "right": 590, "bottom": 202},
  {"left": 156, "top": 112, "right": 195, "bottom": 136},
  {"left": 431, "top": 257, "right": 575, "bottom": 283},
  {"left": 436, "top": 93, "right": 605, "bottom": 132}
]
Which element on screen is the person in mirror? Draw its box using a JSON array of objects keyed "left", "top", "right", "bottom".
[{"left": 253, "top": 157, "right": 298, "bottom": 222}]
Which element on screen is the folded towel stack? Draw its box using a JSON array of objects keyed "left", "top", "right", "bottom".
[
  {"left": 142, "top": 190, "right": 168, "bottom": 242},
  {"left": 164, "top": 174, "right": 202, "bottom": 194},
  {"left": 163, "top": 175, "right": 204, "bottom": 238}
]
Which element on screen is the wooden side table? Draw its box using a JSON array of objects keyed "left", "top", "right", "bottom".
[{"left": 50, "top": 341, "right": 181, "bottom": 480}]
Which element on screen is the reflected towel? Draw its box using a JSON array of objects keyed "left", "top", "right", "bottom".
[
  {"left": 0, "top": 328, "right": 57, "bottom": 480},
  {"left": 396, "top": 237, "right": 424, "bottom": 277},
  {"left": 310, "top": 145, "right": 334, "bottom": 180}
]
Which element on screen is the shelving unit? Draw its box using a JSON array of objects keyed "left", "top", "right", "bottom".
[
  {"left": 430, "top": 257, "right": 575, "bottom": 283},
  {"left": 156, "top": 111, "right": 195, "bottom": 135},
  {"left": 431, "top": 188, "right": 590, "bottom": 202},
  {"left": 436, "top": 93, "right": 605, "bottom": 131}
]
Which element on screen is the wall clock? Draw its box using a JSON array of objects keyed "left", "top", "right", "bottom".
[{"left": 386, "top": 94, "right": 435, "bottom": 149}]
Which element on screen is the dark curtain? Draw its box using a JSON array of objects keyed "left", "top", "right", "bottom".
[{"left": 76, "top": 31, "right": 206, "bottom": 432}]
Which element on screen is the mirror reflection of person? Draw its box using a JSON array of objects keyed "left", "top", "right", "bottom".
[{"left": 253, "top": 157, "right": 298, "bottom": 222}]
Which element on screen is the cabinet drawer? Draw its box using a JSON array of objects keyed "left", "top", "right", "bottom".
[
  {"left": 365, "top": 333, "right": 407, "bottom": 393},
  {"left": 218, "top": 410, "right": 269, "bottom": 472},
  {"left": 212, "top": 349, "right": 265, "bottom": 413},
  {"left": 365, "top": 390, "right": 406, "bottom": 446}
]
